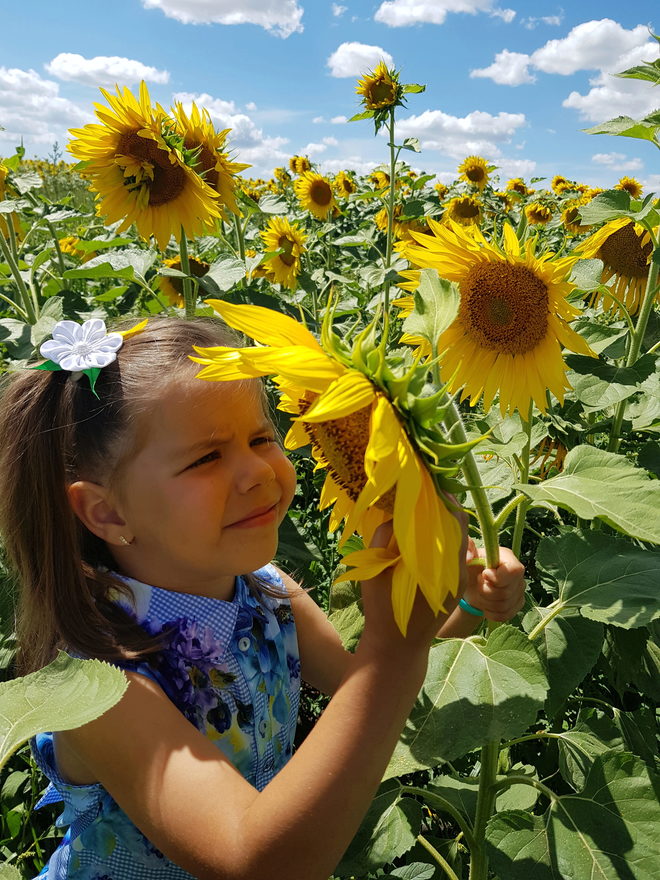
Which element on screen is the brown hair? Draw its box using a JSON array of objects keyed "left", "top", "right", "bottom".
[{"left": 0, "top": 317, "right": 275, "bottom": 674}]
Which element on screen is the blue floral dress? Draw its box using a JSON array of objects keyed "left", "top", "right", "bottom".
[{"left": 31, "top": 565, "right": 301, "bottom": 879}]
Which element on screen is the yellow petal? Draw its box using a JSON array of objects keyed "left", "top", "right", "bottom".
[
  {"left": 205, "top": 299, "right": 324, "bottom": 351},
  {"left": 118, "top": 318, "right": 148, "bottom": 339},
  {"left": 334, "top": 546, "right": 400, "bottom": 584},
  {"left": 299, "top": 371, "right": 375, "bottom": 423}
]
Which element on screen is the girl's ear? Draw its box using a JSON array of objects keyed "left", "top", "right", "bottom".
[{"left": 67, "top": 481, "right": 132, "bottom": 547}]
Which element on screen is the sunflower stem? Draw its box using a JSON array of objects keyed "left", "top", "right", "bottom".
[
  {"left": 607, "top": 254, "right": 659, "bottom": 453},
  {"left": 381, "top": 107, "right": 397, "bottom": 346},
  {"left": 234, "top": 213, "right": 246, "bottom": 263},
  {"left": 467, "top": 739, "right": 501, "bottom": 880},
  {"left": 511, "top": 400, "right": 534, "bottom": 557},
  {"left": 0, "top": 227, "right": 38, "bottom": 323},
  {"left": 179, "top": 226, "right": 195, "bottom": 319},
  {"left": 416, "top": 835, "right": 461, "bottom": 880}
]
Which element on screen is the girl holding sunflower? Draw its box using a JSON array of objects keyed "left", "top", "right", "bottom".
[{"left": 0, "top": 316, "right": 523, "bottom": 880}]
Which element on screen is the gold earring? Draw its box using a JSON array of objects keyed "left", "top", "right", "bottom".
[{"left": 118, "top": 535, "right": 133, "bottom": 546}]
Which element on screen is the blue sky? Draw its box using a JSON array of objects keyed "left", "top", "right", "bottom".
[{"left": 1, "top": 0, "right": 658, "bottom": 191}]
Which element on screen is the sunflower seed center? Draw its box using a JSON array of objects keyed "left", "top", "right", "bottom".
[
  {"left": 310, "top": 180, "right": 333, "bottom": 207},
  {"left": 117, "top": 131, "right": 186, "bottom": 205},
  {"left": 461, "top": 262, "right": 549, "bottom": 354},
  {"left": 598, "top": 223, "right": 651, "bottom": 280}
]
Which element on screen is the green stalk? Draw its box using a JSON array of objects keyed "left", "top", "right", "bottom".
[
  {"left": 234, "top": 213, "right": 247, "bottom": 262},
  {"left": 468, "top": 740, "right": 501, "bottom": 880},
  {"left": 178, "top": 226, "right": 195, "bottom": 319},
  {"left": 607, "top": 254, "right": 659, "bottom": 453},
  {"left": 510, "top": 400, "right": 534, "bottom": 557},
  {"left": 416, "top": 835, "right": 461, "bottom": 880},
  {"left": 0, "top": 228, "right": 38, "bottom": 323},
  {"left": 381, "top": 107, "right": 397, "bottom": 342}
]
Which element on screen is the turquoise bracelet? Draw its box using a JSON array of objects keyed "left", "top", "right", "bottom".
[{"left": 459, "top": 598, "right": 484, "bottom": 617}]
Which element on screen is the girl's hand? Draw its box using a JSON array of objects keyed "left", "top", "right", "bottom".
[{"left": 462, "top": 541, "right": 526, "bottom": 622}]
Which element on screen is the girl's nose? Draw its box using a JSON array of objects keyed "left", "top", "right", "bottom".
[{"left": 235, "top": 450, "right": 276, "bottom": 494}]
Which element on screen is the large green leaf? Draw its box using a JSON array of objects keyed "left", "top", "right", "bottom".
[
  {"left": 425, "top": 764, "right": 539, "bottom": 822},
  {"left": 335, "top": 780, "right": 422, "bottom": 876},
  {"left": 63, "top": 249, "right": 156, "bottom": 282},
  {"left": 0, "top": 652, "right": 128, "bottom": 772},
  {"left": 602, "top": 624, "right": 660, "bottom": 702},
  {"left": 0, "top": 865, "right": 22, "bottom": 879},
  {"left": 565, "top": 353, "right": 658, "bottom": 410},
  {"left": 556, "top": 712, "right": 623, "bottom": 790},
  {"left": 535, "top": 531, "right": 660, "bottom": 630},
  {"left": 486, "top": 752, "right": 660, "bottom": 880},
  {"left": 523, "top": 606, "right": 603, "bottom": 716},
  {"left": 401, "top": 270, "right": 459, "bottom": 351},
  {"left": 584, "top": 115, "right": 660, "bottom": 145},
  {"left": 515, "top": 445, "right": 660, "bottom": 543},
  {"left": 385, "top": 625, "right": 548, "bottom": 777}
]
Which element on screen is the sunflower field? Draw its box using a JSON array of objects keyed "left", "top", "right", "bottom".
[{"left": 0, "top": 53, "right": 659, "bottom": 880}]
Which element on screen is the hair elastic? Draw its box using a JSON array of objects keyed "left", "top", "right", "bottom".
[{"left": 459, "top": 598, "right": 484, "bottom": 617}]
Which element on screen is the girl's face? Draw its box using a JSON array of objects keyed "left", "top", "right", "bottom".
[{"left": 108, "top": 378, "right": 296, "bottom": 599}]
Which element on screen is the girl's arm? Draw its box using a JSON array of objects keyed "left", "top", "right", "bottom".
[{"left": 58, "top": 531, "right": 460, "bottom": 880}]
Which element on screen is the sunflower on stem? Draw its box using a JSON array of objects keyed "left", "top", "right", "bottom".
[
  {"left": 397, "top": 219, "right": 595, "bottom": 416},
  {"left": 192, "top": 300, "right": 481, "bottom": 635},
  {"left": 294, "top": 171, "right": 338, "bottom": 221}
]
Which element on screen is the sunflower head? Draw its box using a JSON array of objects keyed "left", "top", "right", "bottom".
[
  {"left": 506, "top": 177, "right": 533, "bottom": 196},
  {"left": 457, "top": 155, "right": 490, "bottom": 190},
  {"left": 525, "top": 202, "right": 554, "bottom": 225},
  {"left": 434, "top": 182, "right": 449, "bottom": 200},
  {"left": 551, "top": 175, "right": 571, "bottom": 194},
  {"left": 260, "top": 215, "right": 306, "bottom": 289},
  {"left": 368, "top": 170, "right": 390, "bottom": 190},
  {"left": 273, "top": 166, "right": 292, "bottom": 185},
  {"left": 334, "top": 170, "right": 356, "bottom": 197},
  {"left": 446, "top": 195, "right": 482, "bottom": 227},
  {"left": 356, "top": 61, "right": 403, "bottom": 111},
  {"left": 398, "top": 218, "right": 595, "bottom": 415},
  {"left": 289, "top": 155, "right": 311, "bottom": 175},
  {"left": 68, "top": 82, "right": 221, "bottom": 249},
  {"left": 615, "top": 176, "right": 643, "bottom": 199},
  {"left": 294, "top": 171, "right": 337, "bottom": 220},
  {"left": 561, "top": 200, "right": 591, "bottom": 234}
]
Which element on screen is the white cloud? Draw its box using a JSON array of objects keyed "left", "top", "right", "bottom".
[
  {"left": 396, "top": 108, "right": 526, "bottom": 158},
  {"left": 44, "top": 53, "right": 169, "bottom": 87},
  {"left": 319, "top": 156, "right": 382, "bottom": 175},
  {"left": 471, "top": 50, "right": 535, "bottom": 85},
  {"left": 313, "top": 115, "right": 325, "bottom": 123},
  {"left": 245, "top": 101, "right": 257, "bottom": 111},
  {"left": 642, "top": 174, "right": 660, "bottom": 194},
  {"left": 494, "top": 157, "right": 537, "bottom": 179},
  {"left": 327, "top": 42, "right": 394, "bottom": 77},
  {"left": 521, "top": 14, "right": 563, "bottom": 30},
  {"left": 302, "top": 141, "right": 328, "bottom": 156},
  {"left": 490, "top": 8, "right": 516, "bottom": 23},
  {"left": 530, "top": 19, "right": 650, "bottom": 76},
  {"left": 0, "top": 67, "right": 90, "bottom": 154},
  {"left": 375, "top": 0, "right": 508, "bottom": 27},
  {"left": 592, "top": 152, "right": 643, "bottom": 172},
  {"left": 172, "top": 90, "right": 289, "bottom": 176},
  {"left": 141, "top": 0, "right": 304, "bottom": 38},
  {"left": 332, "top": 3, "right": 347, "bottom": 16},
  {"left": 331, "top": 115, "right": 348, "bottom": 123}
]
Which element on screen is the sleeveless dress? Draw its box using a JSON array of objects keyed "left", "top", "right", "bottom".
[{"left": 31, "top": 565, "right": 301, "bottom": 879}]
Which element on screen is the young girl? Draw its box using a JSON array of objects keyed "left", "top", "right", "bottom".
[{"left": 0, "top": 317, "right": 524, "bottom": 880}]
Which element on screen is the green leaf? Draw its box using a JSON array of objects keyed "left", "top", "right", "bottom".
[
  {"left": 0, "top": 865, "right": 23, "bottom": 880},
  {"left": 535, "top": 530, "right": 660, "bottom": 630},
  {"left": 615, "top": 59, "right": 660, "bottom": 85},
  {"left": 64, "top": 248, "right": 156, "bottom": 282},
  {"left": 0, "top": 651, "right": 128, "bottom": 773},
  {"left": 30, "top": 296, "right": 64, "bottom": 349},
  {"left": 487, "top": 752, "right": 660, "bottom": 880},
  {"left": 572, "top": 318, "right": 628, "bottom": 356},
  {"left": 577, "top": 189, "right": 632, "bottom": 225},
  {"left": 583, "top": 116, "right": 660, "bottom": 145},
  {"left": 328, "top": 580, "right": 364, "bottom": 652},
  {"left": 565, "top": 353, "right": 658, "bottom": 410},
  {"left": 569, "top": 258, "right": 604, "bottom": 291},
  {"left": 348, "top": 109, "right": 375, "bottom": 122},
  {"left": 402, "top": 83, "right": 426, "bottom": 94},
  {"left": 335, "top": 780, "right": 422, "bottom": 876},
  {"left": 427, "top": 764, "right": 539, "bottom": 823},
  {"left": 201, "top": 257, "right": 246, "bottom": 293},
  {"left": 12, "top": 172, "right": 42, "bottom": 194},
  {"left": 515, "top": 445, "right": 660, "bottom": 543},
  {"left": 389, "top": 864, "right": 435, "bottom": 880},
  {"left": 402, "top": 270, "right": 459, "bottom": 350},
  {"left": 402, "top": 137, "right": 421, "bottom": 153},
  {"left": 257, "top": 194, "right": 288, "bottom": 214},
  {"left": 602, "top": 625, "right": 660, "bottom": 702},
  {"left": 385, "top": 625, "right": 548, "bottom": 776},
  {"left": 523, "top": 606, "right": 603, "bottom": 717},
  {"left": 557, "top": 712, "right": 623, "bottom": 790}
]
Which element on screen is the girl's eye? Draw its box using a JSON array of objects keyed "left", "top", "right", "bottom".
[
  {"left": 188, "top": 450, "right": 220, "bottom": 469},
  {"left": 252, "top": 435, "right": 275, "bottom": 447}
]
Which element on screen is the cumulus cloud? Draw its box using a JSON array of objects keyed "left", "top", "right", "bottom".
[
  {"left": 142, "top": 0, "right": 304, "bottom": 38},
  {"left": 332, "top": 3, "right": 347, "bottom": 16},
  {"left": 396, "top": 108, "right": 526, "bottom": 158},
  {"left": 44, "top": 53, "right": 169, "bottom": 87},
  {"left": 471, "top": 50, "right": 535, "bottom": 85},
  {"left": 327, "top": 42, "right": 394, "bottom": 77},
  {"left": 0, "top": 67, "right": 91, "bottom": 154},
  {"left": 331, "top": 114, "right": 348, "bottom": 123},
  {"left": 521, "top": 14, "right": 563, "bottom": 30},
  {"left": 592, "top": 152, "right": 643, "bottom": 172},
  {"left": 530, "top": 19, "right": 650, "bottom": 75},
  {"left": 172, "top": 90, "right": 289, "bottom": 176},
  {"left": 375, "top": 0, "right": 512, "bottom": 27}
]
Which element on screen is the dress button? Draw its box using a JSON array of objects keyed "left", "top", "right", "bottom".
[
  {"left": 258, "top": 719, "right": 268, "bottom": 737},
  {"left": 238, "top": 637, "right": 250, "bottom": 652}
]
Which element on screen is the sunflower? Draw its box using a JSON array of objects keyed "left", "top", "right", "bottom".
[
  {"left": 575, "top": 218, "right": 655, "bottom": 315},
  {"left": 171, "top": 100, "right": 249, "bottom": 219},
  {"left": 458, "top": 155, "right": 490, "bottom": 190},
  {"left": 192, "top": 300, "right": 464, "bottom": 635},
  {"left": 260, "top": 216, "right": 306, "bottom": 289},
  {"left": 368, "top": 170, "right": 390, "bottom": 190},
  {"left": 334, "top": 170, "right": 356, "bottom": 198},
  {"left": 397, "top": 219, "right": 594, "bottom": 416},
  {"left": 525, "top": 202, "right": 554, "bottom": 225},
  {"left": 157, "top": 256, "right": 209, "bottom": 307},
  {"left": 506, "top": 178, "right": 532, "bottom": 196},
  {"left": 289, "top": 155, "right": 311, "bottom": 175},
  {"left": 615, "top": 176, "right": 643, "bottom": 199},
  {"left": 445, "top": 195, "right": 482, "bottom": 227},
  {"left": 434, "top": 182, "right": 449, "bottom": 199},
  {"left": 492, "top": 191, "right": 514, "bottom": 211},
  {"left": 68, "top": 83, "right": 221, "bottom": 250},
  {"left": 561, "top": 200, "right": 591, "bottom": 235},
  {"left": 551, "top": 175, "right": 571, "bottom": 195},
  {"left": 375, "top": 205, "right": 428, "bottom": 241},
  {"left": 274, "top": 166, "right": 292, "bottom": 186},
  {"left": 356, "top": 61, "right": 402, "bottom": 111},
  {"left": 294, "top": 171, "right": 337, "bottom": 220}
]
